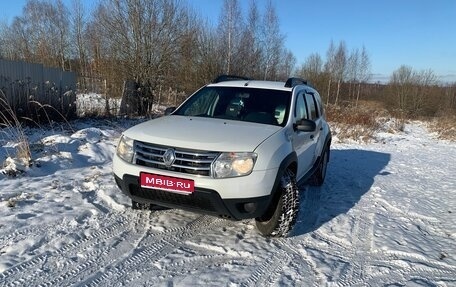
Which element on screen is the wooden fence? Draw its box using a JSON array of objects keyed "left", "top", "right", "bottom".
[{"left": 0, "top": 59, "right": 77, "bottom": 121}]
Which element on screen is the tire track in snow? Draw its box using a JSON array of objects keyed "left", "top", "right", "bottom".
[
  {"left": 37, "top": 210, "right": 157, "bottom": 286},
  {"left": 157, "top": 254, "right": 244, "bottom": 277},
  {"left": 371, "top": 250, "right": 456, "bottom": 279},
  {"left": 80, "top": 215, "right": 228, "bottom": 286},
  {"left": 310, "top": 230, "right": 352, "bottom": 252},
  {"left": 0, "top": 218, "right": 80, "bottom": 254},
  {"left": 236, "top": 186, "right": 319, "bottom": 287},
  {"left": 365, "top": 259, "right": 456, "bottom": 287},
  {"left": 365, "top": 186, "right": 456, "bottom": 285},
  {"left": 238, "top": 237, "right": 318, "bottom": 286},
  {"left": 351, "top": 212, "right": 375, "bottom": 283},
  {"left": 296, "top": 185, "right": 356, "bottom": 284},
  {"left": 293, "top": 185, "right": 355, "bottom": 285},
  {"left": 278, "top": 238, "right": 322, "bottom": 286},
  {"left": 337, "top": 207, "right": 375, "bottom": 286},
  {"left": 333, "top": 185, "right": 455, "bottom": 286},
  {"left": 30, "top": 210, "right": 204, "bottom": 287},
  {"left": 240, "top": 248, "right": 290, "bottom": 287},
  {"left": 0, "top": 212, "right": 139, "bottom": 286}
]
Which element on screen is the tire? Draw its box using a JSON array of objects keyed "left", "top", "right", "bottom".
[
  {"left": 255, "top": 169, "right": 300, "bottom": 237},
  {"left": 310, "top": 146, "right": 329, "bottom": 186}
]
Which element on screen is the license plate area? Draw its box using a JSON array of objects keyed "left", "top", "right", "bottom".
[{"left": 140, "top": 172, "right": 195, "bottom": 195}]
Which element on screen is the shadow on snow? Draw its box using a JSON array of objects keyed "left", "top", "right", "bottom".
[{"left": 292, "top": 148, "right": 391, "bottom": 237}]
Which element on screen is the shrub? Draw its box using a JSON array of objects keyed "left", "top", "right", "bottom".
[{"left": 326, "top": 103, "right": 382, "bottom": 142}]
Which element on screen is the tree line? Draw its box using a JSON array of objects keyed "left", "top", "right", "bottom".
[
  {"left": 297, "top": 41, "right": 456, "bottom": 118},
  {"left": 0, "top": 0, "right": 293, "bottom": 104},
  {"left": 0, "top": 0, "right": 454, "bottom": 118}
]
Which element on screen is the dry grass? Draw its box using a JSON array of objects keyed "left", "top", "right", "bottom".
[
  {"left": 325, "top": 101, "right": 407, "bottom": 142},
  {"left": 326, "top": 101, "right": 455, "bottom": 142},
  {"left": 28, "top": 100, "right": 74, "bottom": 133},
  {"left": 326, "top": 103, "right": 382, "bottom": 142},
  {"left": 428, "top": 116, "right": 456, "bottom": 141},
  {"left": 1, "top": 90, "right": 76, "bottom": 177},
  {"left": 0, "top": 90, "right": 31, "bottom": 165}
]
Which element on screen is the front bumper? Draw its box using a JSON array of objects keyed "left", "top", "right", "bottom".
[
  {"left": 114, "top": 174, "right": 271, "bottom": 220},
  {"left": 113, "top": 151, "right": 279, "bottom": 219},
  {"left": 113, "top": 153, "right": 278, "bottom": 199}
]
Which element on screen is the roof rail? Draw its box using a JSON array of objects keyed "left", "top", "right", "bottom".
[
  {"left": 213, "top": 75, "right": 251, "bottom": 83},
  {"left": 284, "top": 77, "right": 308, "bottom": 88}
]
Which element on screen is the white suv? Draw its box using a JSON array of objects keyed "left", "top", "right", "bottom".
[{"left": 113, "top": 76, "right": 331, "bottom": 237}]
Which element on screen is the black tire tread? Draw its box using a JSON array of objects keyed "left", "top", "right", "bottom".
[{"left": 255, "top": 169, "right": 299, "bottom": 237}]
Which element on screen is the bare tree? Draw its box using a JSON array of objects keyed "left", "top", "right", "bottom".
[
  {"left": 238, "top": 0, "right": 262, "bottom": 78},
  {"left": 1, "top": 0, "right": 70, "bottom": 69},
  {"left": 54, "top": 0, "right": 71, "bottom": 70},
  {"left": 333, "top": 41, "right": 347, "bottom": 105},
  {"left": 298, "top": 52, "right": 329, "bottom": 100},
  {"left": 92, "top": 0, "right": 191, "bottom": 98},
  {"left": 217, "top": 0, "right": 243, "bottom": 75},
  {"left": 0, "top": 21, "right": 8, "bottom": 59},
  {"left": 1, "top": 0, "right": 299, "bottom": 109},
  {"left": 195, "top": 23, "right": 224, "bottom": 84},
  {"left": 260, "top": 0, "right": 284, "bottom": 80},
  {"left": 347, "top": 48, "right": 359, "bottom": 101},
  {"left": 174, "top": 7, "right": 212, "bottom": 93},
  {"left": 356, "top": 46, "right": 371, "bottom": 106},
  {"left": 390, "top": 65, "right": 416, "bottom": 114},
  {"left": 279, "top": 49, "right": 296, "bottom": 79},
  {"left": 71, "top": 0, "right": 88, "bottom": 87},
  {"left": 324, "top": 40, "right": 336, "bottom": 105},
  {"left": 299, "top": 53, "right": 323, "bottom": 84},
  {"left": 414, "top": 69, "right": 436, "bottom": 114},
  {"left": 390, "top": 66, "right": 438, "bottom": 116}
]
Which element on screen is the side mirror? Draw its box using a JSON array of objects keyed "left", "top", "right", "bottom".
[
  {"left": 294, "top": 119, "right": 316, "bottom": 132},
  {"left": 164, "top": 107, "right": 176, "bottom": 115}
]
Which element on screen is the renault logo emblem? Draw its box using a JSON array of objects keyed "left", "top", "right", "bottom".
[{"left": 163, "top": 148, "right": 176, "bottom": 167}]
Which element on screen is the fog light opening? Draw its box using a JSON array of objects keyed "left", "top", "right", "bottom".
[{"left": 243, "top": 202, "right": 257, "bottom": 213}]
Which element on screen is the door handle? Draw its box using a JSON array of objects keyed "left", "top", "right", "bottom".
[{"left": 310, "top": 135, "right": 314, "bottom": 140}]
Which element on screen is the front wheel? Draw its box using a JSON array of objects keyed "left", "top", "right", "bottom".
[{"left": 255, "top": 169, "right": 300, "bottom": 237}]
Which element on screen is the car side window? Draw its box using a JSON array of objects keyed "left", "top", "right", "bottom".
[
  {"left": 305, "top": 93, "right": 319, "bottom": 120},
  {"left": 295, "top": 92, "right": 308, "bottom": 122}
]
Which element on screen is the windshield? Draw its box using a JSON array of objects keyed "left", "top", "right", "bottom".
[{"left": 174, "top": 86, "right": 291, "bottom": 126}]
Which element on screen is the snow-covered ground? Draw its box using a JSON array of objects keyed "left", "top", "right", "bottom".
[
  {"left": 76, "top": 93, "right": 122, "bottom": 117},
  {"left": 76, "top": 93, "right": 168, "bottom": 117},
  {"left": 0, "top": 118, "right": 455, "bottom": 286}
]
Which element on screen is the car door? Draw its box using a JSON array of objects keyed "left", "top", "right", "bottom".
[
  {"left": 292, "top": 91, "right": 315, "bottom": 181},
  {"left": 305, "top": 92, "right": 322, "bottom": 163}
]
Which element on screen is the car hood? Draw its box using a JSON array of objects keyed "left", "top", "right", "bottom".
[{"left": 124, "top": 115, "right": 281, "bottom": 152}]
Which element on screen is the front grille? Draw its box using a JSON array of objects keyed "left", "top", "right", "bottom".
[{"left": 134, "top": 141, "right": 219, "bottom": 176}]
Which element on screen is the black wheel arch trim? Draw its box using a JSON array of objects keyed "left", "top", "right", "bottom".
[
  {"left": 324, "top": 133, "right": 332, "bottom": 162},
  {"left": 267, "top": 152, "right": 298, "bottom": 202}
]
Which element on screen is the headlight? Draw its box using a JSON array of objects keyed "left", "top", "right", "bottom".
[
  {"left": 116, "top": 135, "right": 134, "bottom": 163},
  {"left": 212, "top": 152, "right": 257, "bottom": 178}
]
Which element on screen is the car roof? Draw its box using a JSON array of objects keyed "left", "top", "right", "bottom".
[{"left": 207, "top": 80, "right": 293, "bottom": 92}]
